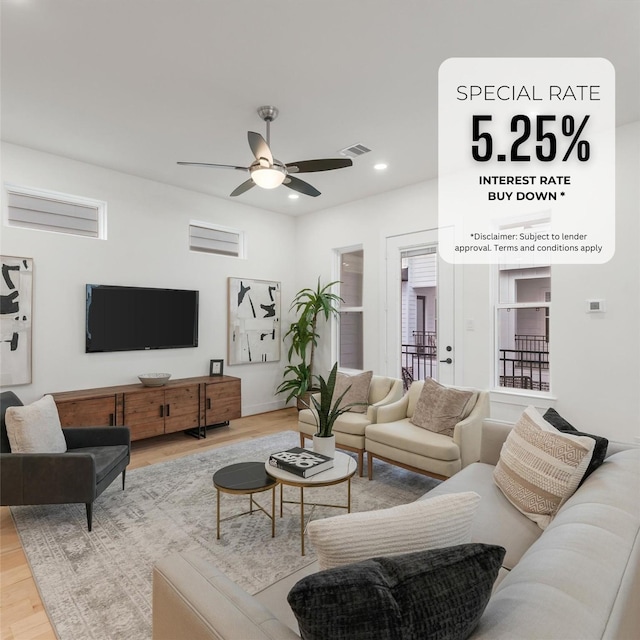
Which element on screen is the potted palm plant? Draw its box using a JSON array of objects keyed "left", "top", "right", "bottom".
[{"left": 276, "top": 279, "right": 342, "bottom": 409}]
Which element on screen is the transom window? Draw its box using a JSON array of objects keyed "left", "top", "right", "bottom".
[
  {"left": 5, "top": 184, "right": 106, "bottom": 239},
  {"left": 189, "top": 221, "right": 245, "bottom": 258}
]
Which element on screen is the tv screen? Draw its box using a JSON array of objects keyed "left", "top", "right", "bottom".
[{"left": 86, "top": 284, "right": 199, "bottom": 353}]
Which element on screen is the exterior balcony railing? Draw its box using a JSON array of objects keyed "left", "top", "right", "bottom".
[
  {"left": 498, "top": 348, "right": 549, "bottom": 391},
  {"left": 401, "top": 341, "right": 437, "bottom": 389}
]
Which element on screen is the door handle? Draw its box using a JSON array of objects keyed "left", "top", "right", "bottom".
[{"left": 439, "top": 358, "right": 453, "bottom": 364}]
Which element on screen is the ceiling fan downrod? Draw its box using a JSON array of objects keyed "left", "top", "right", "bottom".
[{"left": 257, "top": 105, "right": 278, "bottom": 147}]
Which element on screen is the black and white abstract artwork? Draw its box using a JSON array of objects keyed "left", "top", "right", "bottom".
[
  {"left": 0, "top": 256, "right": 33, "bottom": 385},
  {"left": 228, "top": 278, "right": 280, "bottom": 365}
]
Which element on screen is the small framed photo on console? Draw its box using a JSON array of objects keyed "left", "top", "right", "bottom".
[{"left": 209, "top": 359, "right": 224, "bottom": 376}]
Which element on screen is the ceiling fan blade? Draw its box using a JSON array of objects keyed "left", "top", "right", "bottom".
[
  {"left": 177, "top": 162, "right": 248, "bottom": 171},
  {"left": 285, "top": 158, "right": 353, "bottom": 174},
  {"left": 284, "top": 176, "right": 321, "bottom": 197},
  {"left": 230, "top": 179, "right": 256, "bottom": 197},
  {"left": 247, "top": 132, "right": 273, "bottom": 164}
]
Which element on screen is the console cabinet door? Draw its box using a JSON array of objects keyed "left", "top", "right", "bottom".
[
  {"left": 164, "top": 385, "right": 200, "bottom": 434},
  {"left": 205, "top": 379, "right": 241, "bottom": 426},
  {"left": 56, "top": 395, "right": 117, "bottom": 428},
  {"left": 124, "top": 389, "right": 166, "bottom": 440}
]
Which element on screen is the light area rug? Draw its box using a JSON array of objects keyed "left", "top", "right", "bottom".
[{"left": 11, "top": 430, "right": 439, "bottom": 640}]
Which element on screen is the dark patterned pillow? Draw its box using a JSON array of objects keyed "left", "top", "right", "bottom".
[
  {"left": 543, "top": 408, "right": 608, "bottom": 483},
  {"left": 287, "top": 543, "right": 505, "bottom": 640}
]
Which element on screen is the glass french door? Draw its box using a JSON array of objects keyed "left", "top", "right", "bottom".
[{"left": 384, "top": 230, "right": 455, "bottom": 387}]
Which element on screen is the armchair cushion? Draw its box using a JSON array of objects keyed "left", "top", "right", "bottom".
[
  {"left": 410, "top": 378, "right": 475, "bottom": 437},
  {"left": 366, "top": 420, "right": 460, "bottom": 462},
  {"left": 5, "top": 395, "right": 67, "bottom": 454},
  {"left": 69, "top": 445, "right": 130, "bottom": 484},
  {"left": 287, "top": 544, "right": 505, "bottom": 640},
  {"left": 333, "top": 370, "right": 372, "bottom": 413},
  {"left": 307, "top": 491, "right": 480, "bottom": 570},
  {"left": 300, "top": 410, "right": 370, "bottom": 436}
]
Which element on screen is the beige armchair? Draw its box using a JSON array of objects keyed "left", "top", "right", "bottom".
[
  {"left": 365, "top": 380, "right": 489, "bottom": 480},
  {"left": 298, "top": 375, "right": 403, "bottom": 476}
]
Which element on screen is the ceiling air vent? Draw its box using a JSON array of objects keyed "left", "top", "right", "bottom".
[{"left": 338, "top": 143, "right": 371, "bottom": 158}]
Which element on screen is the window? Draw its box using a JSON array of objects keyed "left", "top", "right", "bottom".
[
  {"left": 189, "top": 221, "right": 245, "bottom": 257},
  {"left": 337, "top": 248, "right": 363, "bottom": 369},
  {"left": 5, "top": 184, "right": 106, "bottom": 239},
  {"left": 495, "top": 255, "right": 550, "bottom": 392}
]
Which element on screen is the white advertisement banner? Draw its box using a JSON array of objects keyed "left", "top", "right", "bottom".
[{"left": 438, "top": 58, "right": 615, "bottom": 264}]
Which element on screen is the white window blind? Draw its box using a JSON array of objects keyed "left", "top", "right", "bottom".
[
  {"left": 189, "top": 222, "right": 244, "bottom": 257},
  {"left": 5, "top": 185, "right": 106, "bottom": 238}
]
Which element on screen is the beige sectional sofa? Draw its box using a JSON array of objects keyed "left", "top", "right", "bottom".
[{"left": 152, "top": 420, "right": 640, "bottom": 640}]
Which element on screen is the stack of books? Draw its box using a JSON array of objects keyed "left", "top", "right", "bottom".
[{"left": 268, "top": 447, "right": 334, "bottom": 478}]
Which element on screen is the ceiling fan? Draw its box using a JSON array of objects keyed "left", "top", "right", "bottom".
[{"left": 177, "top": 106, "right": 352, "bottom": 197}]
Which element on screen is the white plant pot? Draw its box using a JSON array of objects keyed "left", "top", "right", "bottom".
[{"left": 313, "top": 434, "right": 336, "bottom": 458}]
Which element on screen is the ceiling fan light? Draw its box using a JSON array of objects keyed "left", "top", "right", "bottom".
[{"left": 251, "top": 166, "right": 286, "bottom": 189}]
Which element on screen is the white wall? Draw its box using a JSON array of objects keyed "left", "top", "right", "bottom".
[
  {"left": 475, "top": 122, "right": 640, "bottom": 438},
  {"left": 0, "top": 143, "right": 296, "bottom": 415},
  {"left": 3, "top": 122, "right": 638, "bottom": 442},
  {"left": 293, "top": 180, "right": 440, "bottom": 377},
  {"left": 296, "top": 123, "right": 640, "bottom": 442}
]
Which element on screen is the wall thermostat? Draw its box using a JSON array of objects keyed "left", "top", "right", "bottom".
[{"left": 586, "top": 299, "right": 606, "bottom": 313}]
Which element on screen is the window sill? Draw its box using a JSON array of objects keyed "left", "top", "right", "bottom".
[{"left": 490, "top": 388, "right": 557, "bottom": 405}]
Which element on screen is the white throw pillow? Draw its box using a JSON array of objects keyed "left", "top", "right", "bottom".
[
  {"left": 307, "top": 491, "right": 480, "bottom": 570},
  {"left": 5, "top": 395, "right": 67, "bottom": 454},
  {"left": 493, "top": 406, "right": 595, "bottom": 529}
]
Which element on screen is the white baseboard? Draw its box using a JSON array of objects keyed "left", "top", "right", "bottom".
[{"left": 241, "top": 398, "right": 290, "bottom": 417}]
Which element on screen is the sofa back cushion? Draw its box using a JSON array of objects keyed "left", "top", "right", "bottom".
[
  {"left": 481, "top": 448, "right": 640, "bottom": 639},
  {"left": 287, "top": 544, "right": 506, "bottom": 640},
  {"left": 4, "top": 394, "right": 67, "bottom": 454},
  {"left": 493, "top": 406, "right": 594, "bottom": 529}
]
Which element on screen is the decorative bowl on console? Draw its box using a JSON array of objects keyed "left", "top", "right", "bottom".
[{"left": 138, "top": 373, "right": 172, "bottom": 387}]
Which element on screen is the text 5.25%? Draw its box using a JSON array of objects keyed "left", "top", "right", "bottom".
[{"left": 471, "top": 114, "right": 590, "bottom": 163}]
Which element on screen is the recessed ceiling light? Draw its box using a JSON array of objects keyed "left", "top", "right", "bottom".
[
  {"left": 288, "top": 193, "right": 299, "bottom": 200},
  {"left": 374, "top": 163, "right": 388, "bottom": 171}
]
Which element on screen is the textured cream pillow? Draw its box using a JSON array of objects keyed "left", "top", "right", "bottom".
[
  {"left": 332, "top": 370, "right": 372, "bottom": 414},
  {"left": 307, "top": 491, "right": 481, "bottom": 570},
  {"left": 5, "top": 395, "right": 67, "bottom": 454},
  {"left": 410, "top": 377, "right": 475, "bottom": 436},
  {"left": 493, "top": 406, "right": 595, "bottom": 529}
]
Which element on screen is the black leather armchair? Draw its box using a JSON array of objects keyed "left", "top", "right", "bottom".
[{"left": 0, "top": 391, "right": 130, "bottom": 530}]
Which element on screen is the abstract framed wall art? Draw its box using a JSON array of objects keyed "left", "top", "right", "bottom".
[
  {"left": 228, "top": 278, "right": 280, "bottom": 365},
  {"left": 0, "top": 256, "right": 33, "bottom": 385}
]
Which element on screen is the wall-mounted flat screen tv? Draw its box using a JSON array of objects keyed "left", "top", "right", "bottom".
[{"left": 86, "top": 284, "right": 199, "bottom": 353}]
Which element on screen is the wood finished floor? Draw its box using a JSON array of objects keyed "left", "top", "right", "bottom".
[{"left": 0, "top": 408, "right": 297, "bottom": 640}]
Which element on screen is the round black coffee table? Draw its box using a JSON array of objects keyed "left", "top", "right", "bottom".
[{"left": 213, "top": 462, "right": 277, "bottom": 539}]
